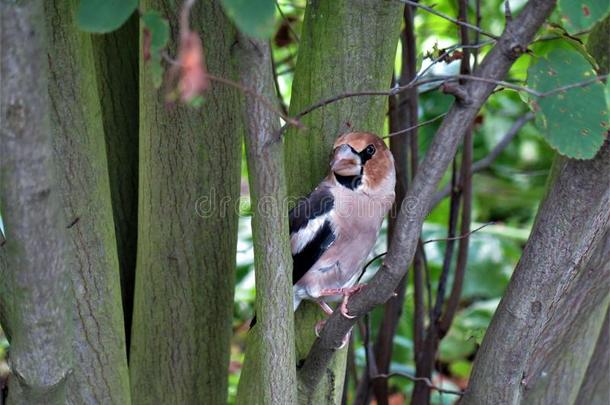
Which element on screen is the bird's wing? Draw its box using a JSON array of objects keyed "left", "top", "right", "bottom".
[{"left": 289, "top": 184, "right": 336, "bottom": 285}]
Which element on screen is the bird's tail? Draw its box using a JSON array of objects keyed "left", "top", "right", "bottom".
[{"left": 293, "top": 295, "right": 302, "bottom": 312}]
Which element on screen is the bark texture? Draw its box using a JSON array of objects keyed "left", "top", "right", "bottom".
[
  {"left": 463, "top": 143, "right": 610, "bottom": 404},
  {"left": 521, "top": 229, "right": 609, "bottom": 404},
  {"left": 45, "top": 1, "right": 131, "bottom": 403},
  {"left": 129, "top": 1, "right": 242, "bottom": 403},
  {"left": 91, "top": 14, "right": 139, "bottom": 345},
  {"left": 464, "top": 12, "right": 610, "bottom": 404},
  {"left": 283, "top": 1, "right": 404, "bottom": 402},
  {"left": 0, "top": 2, "right": 72, "bottom": 403},
  {"left": 574, "top": 306, "right": 610, "bottom": 405},
  {"left": 235, "top": 38, "right": 297, "bottom": 405}
]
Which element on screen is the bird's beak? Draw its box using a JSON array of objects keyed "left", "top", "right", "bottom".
[{"left": 331, "top": 144, "right": 362, "bottom": 176}]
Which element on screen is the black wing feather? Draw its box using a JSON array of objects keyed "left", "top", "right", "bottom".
[
  {"left": 292, "top": 220, "right": 336, "bottom": 285},
  {"left": 289, "top": 185, "right": 334, "bottom": 233},
  {"left": 289, "top": 185, "right": 336, "bottom": 285}
]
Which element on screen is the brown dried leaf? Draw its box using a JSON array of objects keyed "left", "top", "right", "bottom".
[{"left": 177, "top": 31, "right": 209, "bottom": 103}]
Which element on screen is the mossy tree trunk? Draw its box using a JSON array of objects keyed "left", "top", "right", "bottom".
[
  {"left": 128, "top": 1, "right": 242, "bottom": 403},
  {"left": 0, "top": 2, "right": 72, "bottom": 403},
  {"left": 283, "top": 1, "right": 403, "bottom": 402},
  {"left": 45, "top": 1, "right": 131, "bottom": 403},
  {"left": 464, "top": 14, "right": 610, "bottom": 405},
  {"left": 235, "top": 37, "right": 297, "bottom": 405},
  {"left": 91, "top": 14, "right": 139, "bottom": 346}
]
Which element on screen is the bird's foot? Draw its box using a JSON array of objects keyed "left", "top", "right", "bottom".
[
  {"left": 314, "top": 320, "right": 326, "bottom": 337},
  {"left": 339, "top": 327, "right": 352, "bottom": 349},
  {"left": 314, "top": 319, "right": 352, "bottom": 349},
  {"left": 318, "top": 284, "right": 366, "bottom": 319},
  {"left": 317, "top": 300, "right": 334, "bottom": 316}
]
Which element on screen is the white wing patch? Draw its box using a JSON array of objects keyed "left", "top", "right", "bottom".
[{"left": 290, "top": 213, "right": 330, "bottom": 254}]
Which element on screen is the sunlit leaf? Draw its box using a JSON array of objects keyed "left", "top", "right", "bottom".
[
  {"left": 220, "top": 0, "right": 276, "bottom": 38},
  {"left": 559, "top": 0, "right": 610, "bottom": 32},
  {"left": 77, "top": 0, "right": 138, "bottom": 33},
  {"left": 527, "top": 48, "right": 608, "bottom": 159}
]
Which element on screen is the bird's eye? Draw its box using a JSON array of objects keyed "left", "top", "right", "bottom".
[{"left": 365, "top": 144, "right": 376, "bottom": 156}]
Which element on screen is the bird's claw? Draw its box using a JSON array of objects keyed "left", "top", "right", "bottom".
[
  {"left": 340, "top": 298, "right": 356, "bottom": 319},
  {"left": 338, "top": 284, "right": 366, "bottom": 319},
  {"left": 314, "top": 320, "right": 326, "bottom": 338},
  {"left": 314, "top": 320, "right": 352, "bottom": 349},
  {"left": 338, "top": 328, "right": 352, "bottom": 349}
]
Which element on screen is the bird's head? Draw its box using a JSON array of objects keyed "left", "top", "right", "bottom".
[{"left": 330, "top": 132, "right": 395, "bottom": 193}]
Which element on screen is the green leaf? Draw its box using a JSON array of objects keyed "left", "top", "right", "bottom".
[
  {"left": 559, "top": 0, "right": 610, "bottom": 32},
  {"left": 141, "top": 10, "right": 169, "bottom": 53},
  {"left": 220, "top": 0, "right": 276, "bottom": 38},
  {"left": 150, "top": 55, "right": 164, "bottom": 89},
  {"left": 141, "top": 11, "right": 169, "bottom": 89},
  {"left": 527, "top": 48, "right": 608, "bottom": 159},
  {"left": 449, "top": 360, "right": 472, "bottom": 379},
  {"left": 77, "top": 0, "right": 138, "bottom": 33}
]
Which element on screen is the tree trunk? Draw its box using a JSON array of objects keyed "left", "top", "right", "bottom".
[
  {"left": 283, "top": 1, "right": 403, "bottom": 402},
  {"left": 521, "top": 229, "right": 609, "bottom": 404},
  {"left": 0, "top": 2, "right": 72, "bottom": 403},
  {"left": 91, "top": 14, "right": 139, "bottom": 347},
  {"left": 45, "top": 1, "right": 131, "bottom": 403},
  {"left": 464, "top": 13, "right": 610, "bottom": 404},
  {"left": 235, "top": 38, "right": 297, "bottom": 405},
  {"left": 574, "top": 306, "right": 610, "bottom": 405},
  {"left": 129, "top": 1, "right": 242, "bottom": 403},
  {"left": 463, "top": 142, "right": 610, "bottom": 404},
  {"left": 372, "top": 6, "right": 418, "bottom": 403}
]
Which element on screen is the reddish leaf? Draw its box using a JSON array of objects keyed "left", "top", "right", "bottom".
[
  {"left": 177, "top": 31, "right": 210, "bottom": 103},
  {"left": 143, "top": 28, "right": 152, "bottom": 61}
]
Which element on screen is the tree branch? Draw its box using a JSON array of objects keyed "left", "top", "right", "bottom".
[
  {"left": 296, "top": 0, "right": 557, "bottom": 395},
  {"left": 371, "top": 372, "right": 463, "bottom": 396},
  {"left": 383, "top": 113, "right": 447, "bottom": 139},
  {"left": 1, "top": 2, "right": 72, "bottom": 402},
  {"left": 235, "top": 37, "right": 297, "bottom": 404},
  {"left": 279, "top": 72, "right": 605, "bottom": 141},
  {"left": 398, "top": 0, "right": 499, "bottom": 40}
]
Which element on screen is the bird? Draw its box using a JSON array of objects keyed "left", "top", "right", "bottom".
[{"left": 289, "top": 132, "right": 396, "bottom": 338}]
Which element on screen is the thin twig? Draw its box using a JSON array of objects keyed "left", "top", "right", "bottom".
[
  {"left": 432, "top": 162, "right": 460, "bottom": 321},
  {"left": 451, "top": 73, "right": 609, "bottom": 97},
  {"left": 397, "top": 0, "right": 499, "bottom": 40},
  {"left": 205, "top": 73, "right": 300, "bottom": 127},
  {"left": 371, "top": 372, "right": 464, "bottom": 396},
  {"left": 384, "top": 113, "right": 447, "bottom": 139},
  {"left": 360, "top": 223, "right": 493, "bottom": 273},
  {"left": 430, "top": 222, "right": 496, "bottom": 246},
  {"left": 284, "top": 73, "right": 608, "bottom": 136},
  {"left": 160, "top": 51, "right": 300, "bottom": 127}
]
